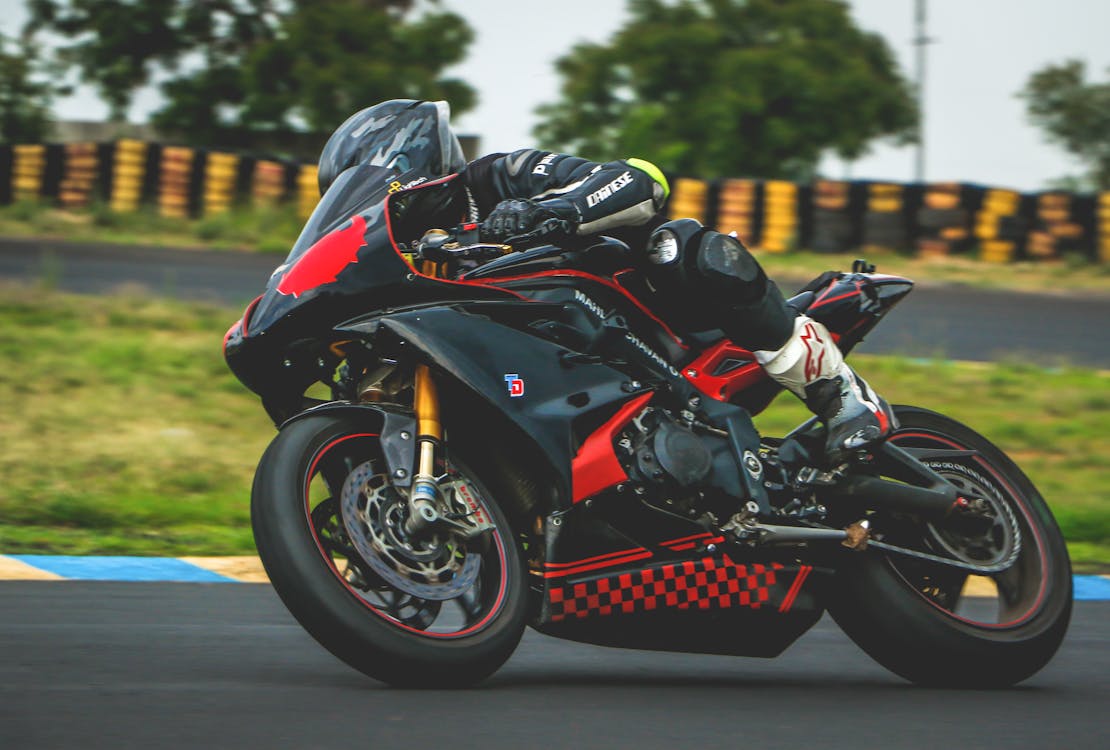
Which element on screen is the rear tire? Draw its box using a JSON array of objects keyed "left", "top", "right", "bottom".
[
  {"left": 826, "top": 406, "right": 1072, "bottom": 687},
  {"left": 251, "top": 414, "right": 528, "bottom": 687}
]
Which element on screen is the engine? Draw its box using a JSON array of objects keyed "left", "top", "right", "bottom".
[{"left": 614, "top": 407, "right": 741, "bottom": 520}]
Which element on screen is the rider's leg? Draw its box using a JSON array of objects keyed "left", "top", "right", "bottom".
[{"left": 691, "top": 230, "right": 895, "bottom": 464}]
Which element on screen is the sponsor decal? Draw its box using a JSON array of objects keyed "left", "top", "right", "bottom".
[
  {"left": 387, "top": 176, "right": 428, "bottom": 193},
  {"left": 624, "top": 332, "right": 681, "bottom": 378},
  {"left": 532, "top": 153, "right": 559, "bottom": 176},
  {"left": 454, "top": 481, "right": 488, "bottom": 525},
  {"left": 504, "top": 373, "right": 525, "bottom": 398},
  {"left": 799, "top": 322, "right": 826, "bottom": 381},
  {"left": 573, "top": 290, "right": 606, "bottom": 320},
  {"left": 586, "top": 171, "right": 634, "bottom": 207}
]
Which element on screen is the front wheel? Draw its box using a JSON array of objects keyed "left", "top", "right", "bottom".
[
  {"left": 251, "top": 414, "right": 528, "bottom": 687},
  {"left": 826, "top": 406, "right": 1072, "bottom": 687}
]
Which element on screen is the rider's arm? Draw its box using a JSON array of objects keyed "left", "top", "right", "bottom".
[{"left": 464, "top": 150, "right": 670, "bottom": 235}]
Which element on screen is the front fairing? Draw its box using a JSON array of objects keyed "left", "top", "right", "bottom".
[{"left": 224, "top": 167, "right": 510, "bottom": 407}]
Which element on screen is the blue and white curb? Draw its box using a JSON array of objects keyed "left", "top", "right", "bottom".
[{"left": 1, "top": 554, "right": 1109, "bottom": 600}]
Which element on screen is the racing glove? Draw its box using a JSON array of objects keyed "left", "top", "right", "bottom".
[{"left": 481, "top": 198, "right": 579, "bottom": 243}]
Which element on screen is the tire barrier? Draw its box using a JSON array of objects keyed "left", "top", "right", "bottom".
[
  {"left": 297, "top": 164, "right": 320, "bottom": 221},
  {"left": 109, "top": 139, "right": 147, "bottom": 213},
  {"left": 158, "top": 146, "right": 193, "bottom": 219},
  {"left": 715, "top": 178, "right": 758, "bottom": 246},
  {"left": 975, "top": 188, "right": 1023, "bottom": 264},
  {"left": 863, "top": 183, "right": 908, "bottom": 253},
  {"left": 667, "top": 177, "right": 710, "bottom": 224},
  {"left": 12, "top": 144, "right": 47, "bottom": 202},
  {"left": 58, "top": 143, "right": 98, "bottom": 209},
  {"left": 1099, "top": 192, "right": 1110, "bottom": 263},
  {"left": 812, "top": 180, "right": 855, "bottom": 254},
  {"left": 761, "top": 180, "right": 797, "bottom": 253},
  {"left": 1, "top": 138, "right": 1106, "bottom": 263}
]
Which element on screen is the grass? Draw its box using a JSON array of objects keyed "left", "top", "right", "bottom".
[
  {"left": 0, "top": 287, "right": 1106, "bottom": 570},
  {"left": 1, "top": 201, "right": 1109, "bottom": 295},
  {"left": 755, "top": 247, "right": 1110, "bottom": 296},
  {"left": 0, "top": 200, "right": 304, "bottom": 254}
]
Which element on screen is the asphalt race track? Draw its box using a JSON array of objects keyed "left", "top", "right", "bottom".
[
  {"left": 1, "top": 237, "right": 1108, "bottom": 368},
  {"left": 0, "top": 582, "right": 1106, "bottom": 750}
]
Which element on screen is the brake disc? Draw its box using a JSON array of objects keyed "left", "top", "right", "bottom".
[{"left": 339, "top": 461, "right": 481, "bottom": 601}]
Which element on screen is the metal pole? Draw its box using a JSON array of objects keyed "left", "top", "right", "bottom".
[{"left": 913, "top": 0, "right": 929, "bottom": 183}]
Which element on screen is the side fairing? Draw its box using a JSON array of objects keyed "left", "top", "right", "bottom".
[{"left": 337, "top": 306, "right": 646, "bottom": 505}]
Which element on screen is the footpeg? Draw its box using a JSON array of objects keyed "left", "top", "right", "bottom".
[{"left": 841, "top": 519, "right": 871, "bottom": 551}]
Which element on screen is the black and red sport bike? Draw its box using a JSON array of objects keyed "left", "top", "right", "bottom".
[{"left": 226, "top": 165, "right": 1071, "bottom": 688}]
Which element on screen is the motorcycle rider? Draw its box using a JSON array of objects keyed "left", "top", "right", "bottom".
[{"left": 319, "top": 100, "right": 895, "bottom": 464}]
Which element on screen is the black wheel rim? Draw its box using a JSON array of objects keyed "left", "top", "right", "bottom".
[
  {"left": 885, "top": 429, "right": 1051, "bottom": 629},
  {"left": 302, "top": 433, "right": 510, "bottom": 639}
]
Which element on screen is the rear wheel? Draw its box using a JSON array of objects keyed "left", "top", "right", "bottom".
[
  {"left": 826, "top": 406, "right": 1072, "bottom": 687},
  {"left": 251, "top": 414, "right": 528, "bottom": 687}
]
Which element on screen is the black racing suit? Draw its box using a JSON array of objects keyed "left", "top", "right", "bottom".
[{"left": 461, "top": 149, "right": 796, "bottom": 352}]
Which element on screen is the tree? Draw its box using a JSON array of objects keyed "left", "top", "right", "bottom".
[
  {"left": 1019, "top": 60, "right": 1110, "bottom": 191},
  {"left": 535, "top": 0, "right": 918, "bottom": 181},
  {"left": 0, "top": 31, "right": 68, "bottom": 143},
  {"left": 26, "top": 0, "right": 476, "bottom": 149}
]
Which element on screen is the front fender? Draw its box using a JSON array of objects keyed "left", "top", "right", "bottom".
[{"left": 280, "top": 402, "right": 417, "bottom": 489}]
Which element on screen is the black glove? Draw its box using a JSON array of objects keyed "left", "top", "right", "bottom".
[{"left": 482, "top": 198, "right": 577, "bottom": 243}]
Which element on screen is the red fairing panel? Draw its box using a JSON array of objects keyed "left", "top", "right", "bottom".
[
  {"left": 277, "top": 215, "right": 368, "bottom": 298},
  {"left": 681, "top": 341, "right": 767, "bottom": 401},
  {"left": 570, "top": 392, "right": 654, "bottom": 503}
]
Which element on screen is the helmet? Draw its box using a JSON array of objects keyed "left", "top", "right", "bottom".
[{"left": 316, "top": 100, "right": 466, "bottom": 195}]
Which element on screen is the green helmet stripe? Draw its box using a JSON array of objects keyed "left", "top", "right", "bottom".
[{"left": 626, "top": 158, "right": 670, "bottom": 200}]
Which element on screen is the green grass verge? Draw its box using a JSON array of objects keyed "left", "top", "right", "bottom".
[
  {"left": 1, "top": 287, "right": 1107, "bottom": 569},
  {"left": 2, "top": 201, "right": 1109, "bottom": 295},
  {"left": 0, "top": 200, "right": 304, "bottom": 254}
]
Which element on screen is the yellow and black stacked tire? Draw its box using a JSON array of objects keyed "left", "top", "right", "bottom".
[
  {"left": 1098, "top": 192, "right": 1110, "bottom": 263},
  {"left": 915, "top": 183, "right": 969, "bottom": 257},
  {"left": 252, "top": 160, "right": 287, "bottom": 208},
  {"left": 811, "top": 179, "right": 853, "bottom": 254},
  {"left": 760, "top": 180, "right": 797, "bottom": 254},
  {"left": 159, "top": 147, "right": 194, "bottom": 218},
  {"left": 1030, "top": 192, "right": 1086, "bottom": 259},
  {"left": 863, "top": 182, "right": 906, "bottom": 252},
  {"left": 297, "top": 164, "right": 320, "bottom": 221},
  {"left": 59, "top": 143, "right": 98, "bottom": 209},
  {"left": 715, "top": 178, "right": 757, "bottom": 245},
  {"left": 668, "top": 177, "right": 709, "bottom": 224},
  {"left": 12, "top": 144, "right": 46, "bottom": 202},
  {"left": 203, "top": 152, "right": 239, "bottom": 215},
  {"left": 109, "top": 139, "right": 147, "bottom": 212},
  {"left": 976, "top": 188, "right": 1022, "bottom": 263}
]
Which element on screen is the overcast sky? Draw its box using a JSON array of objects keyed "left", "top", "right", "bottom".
[{"left": 4, "top": 0, "right": 1109, "bottom": 191}]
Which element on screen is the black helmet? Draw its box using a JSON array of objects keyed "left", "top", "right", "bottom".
[{"left": 316, "top": 99, "right": 466, "bottom": 195}]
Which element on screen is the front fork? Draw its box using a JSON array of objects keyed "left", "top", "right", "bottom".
[{"left": 404, "top": 364, "right": 444, "bottom": 536}]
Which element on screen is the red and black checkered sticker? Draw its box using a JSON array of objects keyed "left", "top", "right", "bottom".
[{"left": 547, "top": 555, "right": 808, "bottom": 622}]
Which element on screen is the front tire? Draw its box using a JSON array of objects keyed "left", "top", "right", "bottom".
[
  {"left": 251, "top": 414, "right": 528, "bottom": 687},
  {"left": 826, "top": 406, "right": 1072, "bottom": 687}
]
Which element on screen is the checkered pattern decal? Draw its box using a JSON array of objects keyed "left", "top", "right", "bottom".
[{"left": 547, "top": 556, "right": 785, "bottom": 622}]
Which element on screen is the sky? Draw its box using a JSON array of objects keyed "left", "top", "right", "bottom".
[{"left": 3, "top": 0, "right": 1109, "bottom": 191}]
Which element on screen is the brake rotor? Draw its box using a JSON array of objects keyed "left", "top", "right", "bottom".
[{"left": 339, "top": 460, "right": 481, "bottom": 601}]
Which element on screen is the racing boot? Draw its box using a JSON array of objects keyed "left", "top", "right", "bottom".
[{"left": 755, "top": 315, "right": 896, "bottom": 465}]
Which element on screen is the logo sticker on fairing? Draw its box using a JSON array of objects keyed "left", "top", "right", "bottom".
[{"left": 504, "top": 374, "right": 525, "bottom": 398}]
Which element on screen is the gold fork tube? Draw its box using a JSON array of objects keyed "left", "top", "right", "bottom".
[{"left": 413, "top": 364, "right": 441, "bottom": 479}]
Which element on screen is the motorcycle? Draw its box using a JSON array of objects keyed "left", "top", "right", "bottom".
[{"left": 225, "top": 165, "right": 1072, "bottom": 689}]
